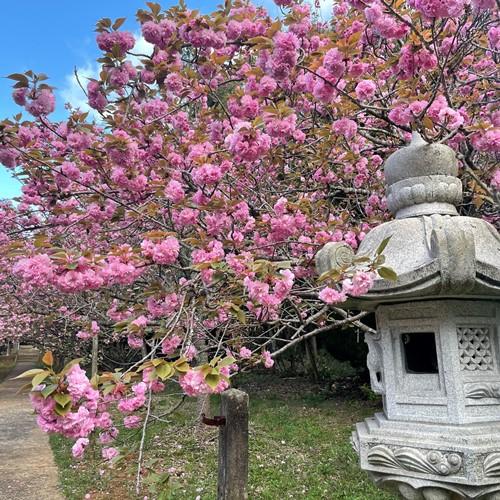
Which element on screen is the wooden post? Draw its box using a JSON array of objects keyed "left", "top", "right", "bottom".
[{"left": 217, "top": 389, "right": 249, "bottom": 500}]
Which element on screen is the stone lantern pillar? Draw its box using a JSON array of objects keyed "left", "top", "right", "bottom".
[{"left": 316, "top": 133, "right": 500, "bottom": 500}]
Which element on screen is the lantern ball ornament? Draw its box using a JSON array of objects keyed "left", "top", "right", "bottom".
[{"left": 317, "top": 133, "right": 500, "bottom": 500}]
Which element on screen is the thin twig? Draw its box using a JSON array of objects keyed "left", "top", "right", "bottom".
[{"left": 136, "top": 389, "right": 152, "bottom": 495}]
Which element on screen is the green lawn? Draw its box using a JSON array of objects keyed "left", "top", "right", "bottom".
[
  {"left": 50, "top": 374, "right": 396, "bottom": 500},
  {"left": 0, "top": 354, "right": 17, "bottom": 383}
]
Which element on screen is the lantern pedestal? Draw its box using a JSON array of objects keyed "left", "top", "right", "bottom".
[{"left": 353, "top": 415, "right": 500, "bottom": 499}]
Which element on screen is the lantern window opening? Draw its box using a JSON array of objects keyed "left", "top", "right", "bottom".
[{"left": 401, "top": 332, "right": 439, "bottom": 374}]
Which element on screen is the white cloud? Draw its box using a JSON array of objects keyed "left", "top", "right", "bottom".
[
  {"left": 58, "top": 34, "right": 153, "bottom": 121},
  {"left": 312, "top": 0, "right": 334, "bottom": 20},
  {"left": 59, "top": 62, "right": 100, "bottom": 116},
  {"left": 127, "top": 34, "right": 154, "bottom": 67}
]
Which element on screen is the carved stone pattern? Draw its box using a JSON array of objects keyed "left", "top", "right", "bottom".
[
  {"left": 386, "top": 175, "right": 462, "bottom": 216},
  {"left": 484, "top": 453, "right": 500, "bottom": 478},
  {"left": 367, "top": 445, "right": 462, "bottom": 476},
  {"left": 457, "top": 327, "right": 494, "bottom": 371},
  {"left": 366, "top": 336, "right": 384, "bottom": 394},
  {"left": 370, "top": 472, "right": 500, "bottom": 500},
  {"left": 314, "top": 241, "right": 354, "bottom": 275},
  {"left": 465, "top": 383, "right": 500, "bottom": 399}
]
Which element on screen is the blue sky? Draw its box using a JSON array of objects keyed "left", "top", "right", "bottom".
[
  {"left": 0, "top": 0, "right": 282, "bottom": 199},
  {"left": 0, "top": 0, "right": 330, "bottom": 199}
]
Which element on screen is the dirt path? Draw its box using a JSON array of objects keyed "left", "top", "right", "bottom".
[{"left": 0, "top": 347, "right": 64, "bottom": 500}]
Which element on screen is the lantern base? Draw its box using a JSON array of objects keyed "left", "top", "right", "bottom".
[
  {"left": 352, "top": 413, "right": 500, "bottom": 499},
  {"left": 369, "top": 474, "right": 500, "bottom": 500}
]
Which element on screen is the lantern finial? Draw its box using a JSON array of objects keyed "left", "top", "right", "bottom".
[{"left": 384, "top": 134, "right": 462, "bottom": 218}]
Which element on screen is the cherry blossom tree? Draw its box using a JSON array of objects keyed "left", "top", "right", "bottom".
[{"left": 0, "top": 0, "right": 498, "bottom": 481}]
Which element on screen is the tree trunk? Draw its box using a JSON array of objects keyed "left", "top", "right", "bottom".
[
  {"left": 305, "top": 339, "right": 320, "bottom": 382},
  {"left": 91, "top": 335, "right": 99, "bottom": 378}
]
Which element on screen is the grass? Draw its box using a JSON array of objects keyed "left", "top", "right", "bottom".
[
  {"left": 50, "top": 373, "right": 397, "bottom": 500},
  {"left": 0, "top": 354, "right": 17, "bottom": 383}
]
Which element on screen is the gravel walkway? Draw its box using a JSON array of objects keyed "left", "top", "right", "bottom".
[{"left": 0, "top": 347, "right": 63, "bottom": 500}]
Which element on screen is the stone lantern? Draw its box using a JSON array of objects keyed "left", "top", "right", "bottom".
[{"left": 316, "top": 133, "right": 500, "bottom": 499}]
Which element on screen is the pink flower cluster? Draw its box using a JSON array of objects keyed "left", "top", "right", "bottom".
[
  {"left": 165, "top": 179, "right": 185, "bottom": 203},
  {"left": 243, "top": 269, "right": 294, "bottom": 319},
  {"left": 141, "top": 237, "right": 180, "bottom": 265},
  {"left": 262, "top": 350, "right": 274, "bottom": 368},
  {"left": 179, "top": 367, "right": 230, "bottom": 396},
  {"left": 192, "top": 163, "right": 224, "bottom": 185},
  {"left": 161, "top": 335, "right": 182, "bottom": 355},
  {"left": 117, "top": 382, "right": 148, "bottom": 413},
  {"left": 141, "top": 20, "right": 176, "bottom": 49},
  {"left": 30, "top": 365, "right": 111, "bottom": 458},
  {"left": 490, "top": 170, "right": 500, "bottom": 190},
  {"left": 96, "top": 31, "right": 135, "bottom": 56},
  {"left": 87, "top": 81, "right": 107, "bottom": 111},
  {"left": 146, "top": 293, "right": 179, "bottom": 318},
  {"left": 364, "top": 2, "right": 410, "bottom": 39},
  {"left": 355, "top": 80, "right": 377, "bottom": 101},
  {"left": 225, "top": 122, "right": 272, "bottom": 162},
  {"left": 12, "top": 88, "right": 55, "bottom": 117},
  {"left": 332, "top": 118, "right": 358, "bottom": 139},
  {"left": 76, "top": 321, "right": 100, "bottom": 340},
  {"left": 319, "top": 271, "right": 376, "bottom": 304},
  {"left": 411, "top": 0, "right": 465, "bottom": 18},
  {"left": 269, "top": 31, "right": 300, "bottom": 80},
  {"left": 13, "top": 254, "right": 55, "bottom": 287},
  {"left": 397, "top": 46, "right": 437, "bottom": 80}
]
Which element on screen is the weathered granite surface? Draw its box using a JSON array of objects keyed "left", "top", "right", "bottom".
[{"left": 317, "top": 133, "right": 500, "bottom": 500}]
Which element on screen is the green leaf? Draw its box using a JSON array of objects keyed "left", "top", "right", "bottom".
[
  {"left": 353, "top": 256, "right": 371, "bottom": 263},
  {"left": 173, "top": 358, "right": 190, "bottom": 374},
  {"left": 41, "top": 384, "right": 58, "bottom": 398},
  {"left": 317, "top": 269, "right": 341, "bottom": 283},
  {"left": 54, "top": 403, "right": 71, "bottom": 416},
  {"left": 218, "top": 356, "right": 236, "bottom": 368},
  {"left": 54, "top": 393, "right": 72, "bottom": 407},
  {"left": 204, "top": 373, "right": 220, "bottom": 389},
  {"left": 146, "top": 2, "right": 162, "bottom": 15},
  {"left": 90, "top": 374, "right": 99, "bottom": 388},
  {"left": 274, "top": 260, "right": 292, "bottom": 269},
  {"left": 209, "top": 356, "right": 221, "bottom": 367},
  {"left": 113, "top": 319, "right": 131, "bottom": 331},
  {"left": 102, "top": 384, "right": 115, "bottom": 396},
  {"left": 13, "top": 368, "right": 45, "bottom": 379},
  {"left": 32, "top": 371, "right": 50, "bottom": 388},
  {"left": 230, "top": 305, "right": 247, "bottom": 325},
  {"left": 376, "top": 236, "right": 392, "bottom": 255},
  {"left": 155, "top": 362, "right": 173, "bottom": 380},
  {"left": 199, "top": 364, "right": 213, "bottom": 377},
  {"left": 378, "top": 266, "right": 398, "bottom": 281}
]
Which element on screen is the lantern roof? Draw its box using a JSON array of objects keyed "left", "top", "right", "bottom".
[{"left": 319, "top": 133, "right": 500, "bottom": 310}]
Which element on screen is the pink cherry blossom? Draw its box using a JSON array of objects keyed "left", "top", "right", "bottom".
[{"left": 319, "top": 287, "right": 347, "bottom": 304}]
